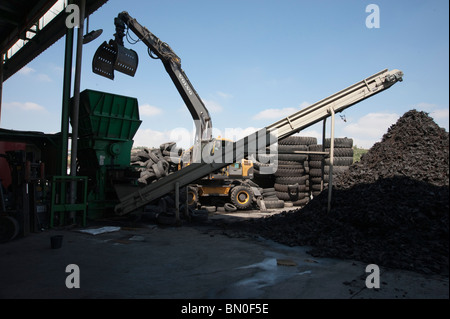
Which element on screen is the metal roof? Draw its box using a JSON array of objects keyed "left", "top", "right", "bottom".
[{"left": 0, "top": 0, "right": 108, "bottom": 82}]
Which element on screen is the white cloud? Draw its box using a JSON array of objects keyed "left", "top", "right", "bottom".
[
  {"left": 343, "top": 112, "right": 400, "bottom": 148},
  {"left": 299, "top": 101, "right": 311, "bottom": 109},
  {"left": 216, "top": 91, "right": 233, "bottom": 99},
  {"left": 133, "top": 127, "right": 195, "bottom": 149},
  {"left": 203, "top": 99, "right": 223, "bottom": 113},
  {"left": 253, "top": 107, "right": 298, "bottom": 120},
  {"left": 430, "top": 108, "right": 449, "bottom": 119},
  {"left": 17, "top": 66, "right": 51, "bottom": 82},
  {"left": 37, "top": 74, "right": 52, "bottom": 82},
  {"left": 220, "top": 127, "right": 260, "bottom": 141},
  {"left": 414, "top": 102, "right": 436, "bottom": 111},
  {"left": 139, "top": 104, "right": 163, "bottom": 117},
  {"left": 18, "top": 66, "right": 35, "bottom": 75},
  {"left": 4, "top": 101, "right": 47, "bottom": 112},
  {"left": 252, "top": 101, "right": 310, "bottom": 121}
]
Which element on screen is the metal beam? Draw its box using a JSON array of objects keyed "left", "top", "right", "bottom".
[{"left": 1, "top": 0, "right": 108, "bottom": 82}]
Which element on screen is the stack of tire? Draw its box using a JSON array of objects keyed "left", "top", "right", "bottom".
[
  {"left": 259, "top": 187, "right": 285, "bottom": 210},
  {"left": 274, "top": 136, "right": 317, "bottom": 207},
  {"left": 251, "top": 154, "right": 276, "bottom": 189},
  {"left": 130, "top": 142, "right": 183, "bottom": 185},
  {"left": 309, "top": 137, "right": 354, "bottom": 197}
]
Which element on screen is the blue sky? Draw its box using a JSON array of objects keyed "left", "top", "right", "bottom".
[{"left": 1, "top": 0, "right": 449, "bottom": 149}]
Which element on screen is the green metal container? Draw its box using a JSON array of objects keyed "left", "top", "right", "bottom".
[
  {"left": 70, "top": 89, "right": 142, "bottom": 219},
  {"left": 77, "top": 89, "right": 141, "bottom": 141}
]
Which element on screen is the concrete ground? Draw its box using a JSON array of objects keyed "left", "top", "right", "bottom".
[{"left": 0, "top": 208, "right": 448, "bottom": 301}]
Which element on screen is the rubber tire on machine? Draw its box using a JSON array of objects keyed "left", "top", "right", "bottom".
[
  {"left": 0, "top": 216, "right": 19, "bottom": 243},
  {"left": 187, "top": 186, "right": 199, "bottom": 207},
  {"left": 224, "top": 203, "right": 238, "bottom": 212},
  {"left": 230, "top": 185, "right": 254, "bottom": 210}
]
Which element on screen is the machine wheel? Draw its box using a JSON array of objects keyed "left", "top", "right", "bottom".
[
  {"left": 230, "top": 185, "right": 254, "bottom": 210},
  {"left": 187, "top": 186, "right": 199, "bottom": 207},
  {"left": 0, "top": 216, "right": 19, "bottom": 244}
]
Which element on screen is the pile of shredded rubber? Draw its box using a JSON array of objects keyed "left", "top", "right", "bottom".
[{"left": 234, "top": 110, "right": 449, "bottom": 276}]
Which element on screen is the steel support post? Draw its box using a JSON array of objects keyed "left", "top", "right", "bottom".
[{"left": 327, "top": 108, "right": 336, "bottom": 213}]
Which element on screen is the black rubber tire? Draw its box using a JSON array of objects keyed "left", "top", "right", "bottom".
[
  {"left": 253, "top": 161, "right": 276, "bottom": 170},
  {"left": 278, "top": 160, "right": 305, "bottom": 167},
  {"left": 276, "top": 191, "right": 307, "bottom": 201},
  {"left": 277, "top": 153, "right": 308, "bottom": 162},
  {"left": 292, "top": 198, "right": 310, "bottom": 206},
  {"left": 224, "top": 203, "right": 238, "bottom": 212},
  {"left": 324, "top": 138, "right": 353, "bottom": 148},
  {"left": 277, "top": 144, "right": 308, "bottom": 153},
  {"left": 264, "top": 199, "right": 285, "bottom": 209},
  {"left": 311, "top": 184, "right": 325, "bottom": 191},
  {"left": 275, "top": 175, "right": 308, "bottom": 185},
  {"left": 309, "top": 168, "right": 324, "bottom": 177},
  {"left": 256, "top": 154, "right": 278, "bottom": 163},
  {"left": 274, "top": 167, "right": 305, "bottom": 177},
  {"left": 309, "top": 144, "right": 327, "bottom": 161},
  {"left": 308, "top": 160, "right": 324, "bottom": 169},
  {"left": 276, "top": 184, "right": 309, "bottom": 192},
  {"left": 230, "top": 185, "right": 254, "bottom": 210},
  {"left": 187, "top": 186, "right": 199, "bottom": 207},
  {"left": 324, "top": 157, "right": 354, "bottom": 166},
  {"left": 310, "top": 177, "right": 321, "bottom": 184},
  {"left": 279, "top": 136, "right": 318, "bottom": 146},
  {"left": 263, "top": 192, "right": 276, "bottom": 197},
  {"left": 325, "top": 148, "right": 354, "bottom": 157}
]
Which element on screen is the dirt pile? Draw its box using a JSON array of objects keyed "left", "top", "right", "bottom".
[{"left": 239, "top": 110, "right": 449, "bottom": 276}]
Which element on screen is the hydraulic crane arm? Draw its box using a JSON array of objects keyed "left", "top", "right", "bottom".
[
  {"left": 93, "top": 11, "right": 212, "bottom": 143},
  {"left": 114, "top": 68, "right": 403, "bottom": 215}
]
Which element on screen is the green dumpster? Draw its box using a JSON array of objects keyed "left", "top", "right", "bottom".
[{"left": 70, "top": 89, "right": 142, "bottom": 219}]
